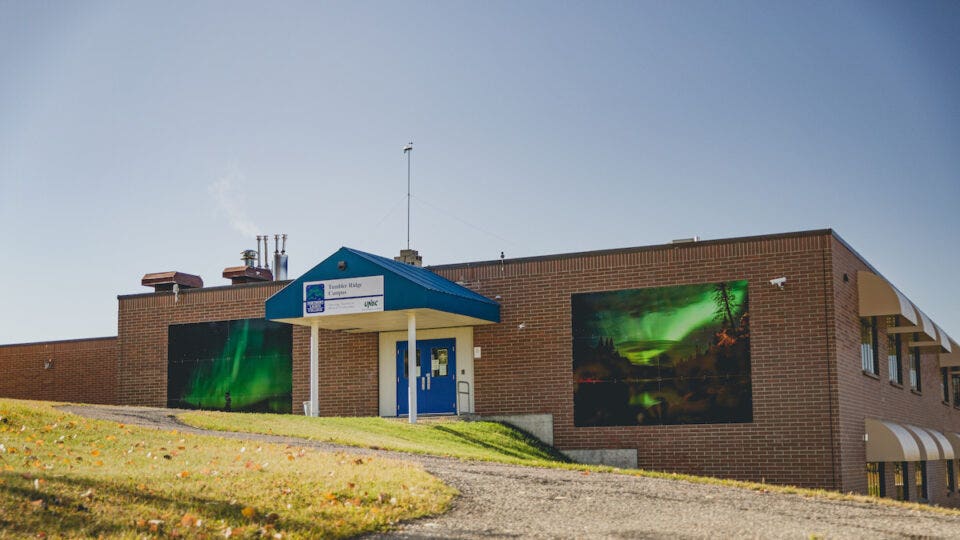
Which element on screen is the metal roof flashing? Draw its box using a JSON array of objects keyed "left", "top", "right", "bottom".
[{"left": 265, "top": 247, "right": 500, "bottom": 329}]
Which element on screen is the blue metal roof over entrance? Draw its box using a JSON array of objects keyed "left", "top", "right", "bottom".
[{"left": 265, "top": 247, "right": 500, "bottom": 332}]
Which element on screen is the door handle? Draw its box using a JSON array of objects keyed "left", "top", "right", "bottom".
[
  {"left": 427, "top": 375, "right": 431, "bottom": 390},
  {"left": 421, "top": 377, "right": 425, "bottom": 390}
]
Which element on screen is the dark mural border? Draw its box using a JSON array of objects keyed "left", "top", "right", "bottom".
[
  {"left": 572, "top": 281, "right": 753, "bottom": 427},
  {"left": 167, "top": 318, "right": 292, "bottom": 413}
]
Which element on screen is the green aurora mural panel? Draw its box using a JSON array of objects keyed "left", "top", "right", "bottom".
[
  {"left": 167, "top": 319, "right": 292, "bottom": 413},
  {"left": 572, "top": 281, "right": 752, "bottom": 426}
]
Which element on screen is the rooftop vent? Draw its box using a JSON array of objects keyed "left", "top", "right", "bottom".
[
  {"left": 222, "top": 265, "right": 273, "bottom": 284},
  {"left": 224, "top": 235, "right": 285, "bottom": 284},
  {"left": 394, "top": 248, "right": 422, "bottom": 267},
  {"left": 142, "top": 271, "right": 203, "bottom": 292},
  {"left": 671, "top": 236, "right": 701, "bottom": 244}
]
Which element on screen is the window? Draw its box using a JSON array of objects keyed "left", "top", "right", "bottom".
[
  {"left": 431, "top": 347, "right": 449, "bottom": 377},
  {"left": 886, "top": 317, "right": 903, "bottom": 385},
  {"left": 943, "top": 368, "right": 951, "bottom": 403},
  {"left": 866, "top": 462, "right": 885, "bottom": 497},
  {"left": 947, "top": 460, "right": 956, "bottom": 493},
  {"left": 894, "top": 462, "right": 908, "bottom": 501},
  {"left": 402, "top": 349, "right": 421, "bottom": 377},
  {"left": 953, "top": 373, "right": 960, "bottom": 407},
  {"left": 910, "top": 336, "right": 922, "bottom": 391},
  {"left": 861, "top": 317, "right": 879, "bottom": 375},
  {"left": 916, "top": 461, "right": 928, "bottom": 502}
]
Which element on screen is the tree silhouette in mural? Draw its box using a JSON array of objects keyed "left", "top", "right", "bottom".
[{"left": 573, "top": 281, "right": 752, "bottom": 427}]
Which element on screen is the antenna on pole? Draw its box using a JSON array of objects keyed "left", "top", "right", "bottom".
[{"left": 403, "top": 142, "right": 413, "bottom": 250}]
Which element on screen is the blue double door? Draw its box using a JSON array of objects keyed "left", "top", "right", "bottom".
[{"left": 396, "top": 338, "right": 456, "bottom": 415}]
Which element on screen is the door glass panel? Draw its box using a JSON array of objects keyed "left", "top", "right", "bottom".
[
  {"left": 402, "top": 349, "right": 421, "bottom": 378},
  {"left": 431, "top": 348, "right": 448, "bottom": 377}
]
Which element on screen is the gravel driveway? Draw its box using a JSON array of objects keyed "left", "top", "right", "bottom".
[{"left": 60, "top": 405, "right": 960, "bottom": 539}]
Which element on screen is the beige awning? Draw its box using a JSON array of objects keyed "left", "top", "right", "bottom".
[
  {"left": 935, "top": 325, "right": 953, "bottom": 353},
  {"left": 857, "top": 272, "right": 918, "bottom": 325},
  {"left": 904, "top": 307, "right": 941, "bottom": 348},
  {"left": 946, "top": 433, "right": 960, "bottom": 458},
  {"left": 865, "top": 418, "right": 921, "bottom": 462},
  {"left": 903, "top": 424, "right": 943, "bottom": 460},
  {"left": 940, "top": 338, "right": 960, "bottom": 367},
  {"left": 923, "top": 428, "right": 956, "bottom": 460}
]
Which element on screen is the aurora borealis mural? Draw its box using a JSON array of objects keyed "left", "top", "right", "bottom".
[
  {"left": 572, "top": 281, "right": 752, "bottom": 426},
  {"left": 167, "top": 319, "right": 292, "bottom": 413}
]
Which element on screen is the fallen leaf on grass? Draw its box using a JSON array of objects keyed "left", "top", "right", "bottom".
[
  {"left": 79, "top": 489, "right": 94, "bottom": 500},
  {"left": 176, "top": 470, "right": 190, "bottom": 479},
  {"left": 241, "top": 506, "right": 257, "bottom": 519}
]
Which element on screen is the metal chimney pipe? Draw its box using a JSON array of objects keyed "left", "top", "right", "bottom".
[
  {"left": 256, "top": 236, "right": 262, "bottom": 267},
  {"left": 263, "top": 234, "right": 270, "bottom": 270},
  {"left": 281, "top": 234, "right": 287, "bottom": 254}
]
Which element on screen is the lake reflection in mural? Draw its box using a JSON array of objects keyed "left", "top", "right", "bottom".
[{"left": 572, "top": 281, "right": 752, "bottom": 427}]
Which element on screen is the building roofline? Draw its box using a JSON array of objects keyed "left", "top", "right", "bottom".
[
  {"left": 427, "top": 228, "right": 838, "bottom": 270},
  {"left": 117, "top": 279, "right": 291, "bottom": 301},
  {"left": 0, "top": 336, "right": 117, "bottom": 349}
]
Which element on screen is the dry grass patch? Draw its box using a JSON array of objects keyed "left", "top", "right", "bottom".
[{"left": 0, "top": 399, "right": 454, "bottom": 538}]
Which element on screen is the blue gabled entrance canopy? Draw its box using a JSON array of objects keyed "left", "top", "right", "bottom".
[{"left": 265, "top": 247, "right": 500, "bottom": 332}]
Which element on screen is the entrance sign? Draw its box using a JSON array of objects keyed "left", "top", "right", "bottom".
[{"left": 303, "top": 275, "right": 384, "bottom": 317}]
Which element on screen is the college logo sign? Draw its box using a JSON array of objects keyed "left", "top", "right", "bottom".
[
  {"left": 304, "top": 283, "right": 326, "bottom": 314},
  {"left": 303, "top": 276, "right": 384, "bottom": 317}
]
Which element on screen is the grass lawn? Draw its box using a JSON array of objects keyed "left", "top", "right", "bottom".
[
  {"left": 180, "top": 410, "right": 960, "bottom": 518},
  {"left": 179, "top": 411, "right": 568, "bottom": 466},
  {"left": 0, "top": 399, "right": 455, "bottom": 539}
]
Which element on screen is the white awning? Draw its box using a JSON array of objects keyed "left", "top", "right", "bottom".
[
  {"left": 903, "top": 424, "right": 943, "bottom": 460},
  {"left": 923, "top": 428, "right": 956, "bottom": 460},
  {"left": 857, "top": 272, "right": 918, "bottom": 325},
  {"left": 935, "top": 325, "right": 953, "bottom": 353},
  {"left": 865, "top": 419, "right": 921, "bottom": 462}
]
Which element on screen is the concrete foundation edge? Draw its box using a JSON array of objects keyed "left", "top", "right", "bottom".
[
  {"left": 562, "top": 449, "right": 638, "bottom": 469},
  {"left": 480, "top": 414, "right": 554, "bottom": 446}
]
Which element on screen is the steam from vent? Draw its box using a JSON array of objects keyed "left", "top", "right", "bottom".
[{"left": 209, "top": 172, "right": 259, "bottom": 238}]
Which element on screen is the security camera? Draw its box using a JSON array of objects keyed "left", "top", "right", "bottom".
[{"left": 770, "top": 277, "right": 787, "bottom": 289}]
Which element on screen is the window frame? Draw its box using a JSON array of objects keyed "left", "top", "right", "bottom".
[
  {"left": 886, "top": 317, "right": 903, "bottom": 385},
  {"left": 894, "top": 461, "right": 909, "bottom": 501},
  {"left": 861, "top": 316, "right": 879, "bottom": 375},
  {"left": 943, "top": 367, "right": 951, "bottom": 404},
  {"left": 867, "top": 462, "right": 886, "bottom": 498},
  {"left": 952, "top": 372, "right": 960, "bottom": 408},
  {"left": 947, "top": 460, "right": 956, "bottom": 493},
  {"left": 910, "top": 335, "right": 922, "bottom": 392},
  {"left": 916, "top": 461, "right": 928, "bottom": 502}
]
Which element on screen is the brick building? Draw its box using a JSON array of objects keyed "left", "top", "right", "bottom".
[{"left": 2, "top": 229, "right": 958, "bottom": 506}]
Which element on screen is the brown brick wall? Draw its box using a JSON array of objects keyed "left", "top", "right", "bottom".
[
  {"left": 0, "top": 337, "right": 118, "bottom": 405},
  {"left": 116, "top": 281, "right": 378, "bottom": 416},
  {"left": 433, "top": 231, "right": 841, "bottom": 489},
  {"left": 831, "top": 237, "right": 960, "bottom": 506}
]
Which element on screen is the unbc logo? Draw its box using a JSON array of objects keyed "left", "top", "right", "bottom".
[
  {"left": 305, "top": 284, "right": 325, "bottom": 314},
  {"left": 364, "top": 299, "right": 379, "bottom": 308},
  {"left": 305, "top": 284, "right": 325, "bottom": 301}
]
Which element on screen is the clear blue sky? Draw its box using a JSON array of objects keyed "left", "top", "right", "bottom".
[{"left": 1, "top": 1, "right": 958, "bottom": 343}]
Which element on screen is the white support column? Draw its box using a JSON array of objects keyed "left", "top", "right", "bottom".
[
  {"left": 309, "top": 323, "right": 319, "bottom": 417},
  {"left": 407, "top": 312, "right": 417, "bottom": 424}
]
